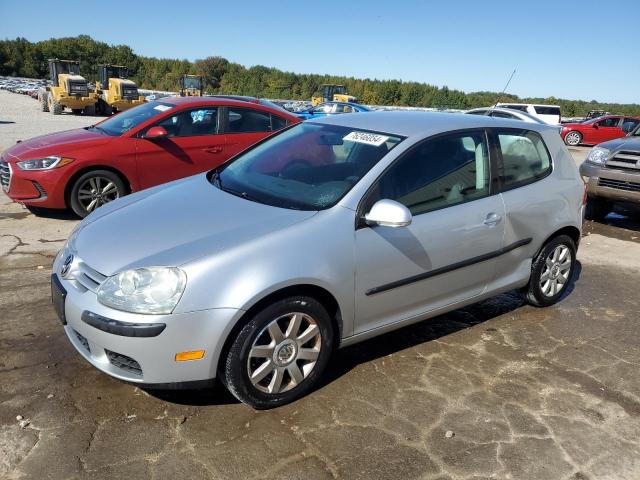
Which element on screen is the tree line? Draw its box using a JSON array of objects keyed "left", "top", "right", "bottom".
[{"left": 1, "top": 35, "right": 638, "bottom": 116}]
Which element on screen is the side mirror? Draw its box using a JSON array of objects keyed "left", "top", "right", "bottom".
[
  {"left": 146, "top": 126, "right": 168, "bottom": 139},
  {"left": 592, "top": 124, "right": 599, "bottom": 129},
  {"left": 364, "top": 199, "right": 412, "bottom": 228}
]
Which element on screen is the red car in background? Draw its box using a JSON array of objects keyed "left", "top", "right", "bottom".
[
  {"left": 561, "top": 115, "right": 640, "bottom": 146},
  {"left": 0, "top": 97, "right": 300, "bottom": 217}
]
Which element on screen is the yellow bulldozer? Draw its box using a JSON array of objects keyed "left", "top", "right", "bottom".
[
  {"left": 95, "top": 64, "right": 145, "bottom": 115},
  {"left": 311, "top": 84, "right": 357, "bottom": 106},
  {"left": 38, "top": 59, "right": 98, "bottom": 115},
  {"left": 179, "top": 75, "right": 203, "bottom": 96}
]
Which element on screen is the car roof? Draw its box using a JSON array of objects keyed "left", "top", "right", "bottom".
[
  {"left": 308, "top": 110, "right": 557, "bottom": 138},
  {"left": 497, "top": 102, "right": 560, "bottom": 108},
  {"left": 466, "top": 107, "right": 545, "bottom": 124},
  {"left": 157, "top": 96, "right": 297, "bottom": 118}
]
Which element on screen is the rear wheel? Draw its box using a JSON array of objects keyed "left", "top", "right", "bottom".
[
  {"left": 564, "top": 131, "right": 582, "bottom": 146},
  {"left": 83, "top": 104, "right": 96, "bottom": 116},
  {"left": 525, "top": 235, "right": 576, "bottom": 307},
  {"left": 222, "top": 296, "right": 335, "bottom": 409},
  {"left": 39, "top": 91, "right": 49, "bottom": 112},
  {"left": 72, "top": 109, "right": 83, "bottom": 115},
  {"left": 585, "top": 196, "right": 611, "bottom": 222},
  {"left": 48, "top": 94, "right": 62, "bottom": 115},
  {"left": 69, "top": 170, "right": 126, "bottom": 218}
]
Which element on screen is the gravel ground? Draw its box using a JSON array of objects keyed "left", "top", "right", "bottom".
[
  {"left": 0, "top": 90, "right": 97, "bottom": 145},
  {"left": 2, "top": 88, "right": 640, "bottom": 480}
]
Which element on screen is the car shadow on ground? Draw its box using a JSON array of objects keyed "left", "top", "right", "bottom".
[
  {"left": 146, "top": 262, "right": 583, "bottom": 407},
  {"left": 584, "top": 204, "right": 640, "bottom": 242}
]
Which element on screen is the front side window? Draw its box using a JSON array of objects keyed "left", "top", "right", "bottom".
[
  {"left": 597, "top": 117, "right": 621, "bottom": 128},
  {"left": 622, "top": 118, "right": 640, "bottom": 133},
  {"left": 371, "top": 131, "right": 490, "bottom": 216},
  {"left": 90, "top": 101, "right": 176, "bottom": 136},
  {"left": 156, "top": 108, "right": 218, "bottom": 137},
  {"left": 216, "top": 123, "right": 403, "bottom": 210},
  {"left": 227, "top": 107, "right": 272, "bottom": 133},
  {"left": 497, "top": 129, "right": 551, "bottom": 189},
  {"left": 492, "top": 111, "right": 518, "bottom": 120}
]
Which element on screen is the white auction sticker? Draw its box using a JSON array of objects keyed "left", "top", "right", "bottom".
[
  {"left": 343, "top": 131, "right": 389, "bottom": 147},
  {"left": 154, "top": 105, "right": 172, "bottom": 112}
]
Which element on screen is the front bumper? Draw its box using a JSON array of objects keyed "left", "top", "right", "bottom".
[
  {"left": 1, "top": 165, "right": 67, "bottom": 208},
  {"left": 580, "top": 162, "right": 640, "bottom": 203},
  {"left": 52, "top": 252, "right": 242, "bottom": 384}
]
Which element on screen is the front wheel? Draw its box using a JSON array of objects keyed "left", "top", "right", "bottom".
[
  {"left": 525, "top": 235, "right": 576, "bottom": 307},
  {"left": 564, "top": 131, "right": 582, "bottom": 146},
  {"left": 69, "top": 170, "right": 126, "bottom": 218},
  {"left": 222, "top": 296, "right": 335, "bottom": 409}
]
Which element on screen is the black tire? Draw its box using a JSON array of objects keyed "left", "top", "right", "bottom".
[
  {"left": 49, "top": 94, "right": 62, "bottom": 115},
  {"left": 584, "top": 196, "right": 611, "bottom": 222},
  {"left": 525, "top": 235, "right": 576, "bottom": 307},
  {"left": 97, "top": 99, "right": 113, "bottom": 116},
  {"left": 83, "top": 104, "right": 96, "bottom": 116},
  {"left": 39, "top": 91, "right": 49, "bottom": 112},
  {"left": 69, "top": 170, "right": 126, "bottom": 218},
  {"left": 564, "top": 131, "right": 582, "bottom": 146},
  {"left": 72, "top": 109, "right": 83, "bottom": 115},
  {"left": 222, "top": 296, "right": 335, "bottom": 409},
  {"left": 26, "top": 206, "right": 52, "bottom": 216}
]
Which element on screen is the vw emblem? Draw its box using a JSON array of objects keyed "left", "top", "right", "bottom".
[{"left": 61, "top": 254, "right": 74, "bottom": 277}]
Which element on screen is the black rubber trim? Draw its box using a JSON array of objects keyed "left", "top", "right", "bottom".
[
  {"left": 81, "top": 311, "right": 166, "bottom": 337},
  {"left": 365, "top": 238, "right": 533, "bottom": 296}
]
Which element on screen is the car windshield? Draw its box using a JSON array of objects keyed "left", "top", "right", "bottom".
[
  {"left": 89, "top": 101, "right": 175, "bottom": 136},
  {"left": 215, "top": 122, "right": 403, "bottom": 210}
]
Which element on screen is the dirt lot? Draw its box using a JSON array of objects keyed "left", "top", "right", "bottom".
[{"left": 2, "top": 90, "right": 640, "bottom": 480}]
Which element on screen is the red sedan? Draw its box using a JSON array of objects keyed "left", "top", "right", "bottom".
[
  {"left": 0, "top": 97, "right": 300, "bottom": 217},
  {"left": 561, "top": 115, "right": 640, "bottom": 146}
]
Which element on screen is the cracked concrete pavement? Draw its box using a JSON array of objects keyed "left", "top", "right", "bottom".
[{"left": 2, "top": 92, "right": 640, "bottom": 479}]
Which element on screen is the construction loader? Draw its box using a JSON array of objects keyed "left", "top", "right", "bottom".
[
  {"left": 38, "top": 59, "right": 98, "bottom": 115},
  {"left": 95, "top": 64, "right": 145, "bottom": 115},
  {"left": 179, "top": 75, "right": 203, "bottom": 96}
]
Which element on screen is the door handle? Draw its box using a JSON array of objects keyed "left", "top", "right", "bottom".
[
  {"left": 204, "top": 146, "right": 223, "bottom": 154},
  {"left": 483, "top": 213, "right": 502, "bottom": 226}
]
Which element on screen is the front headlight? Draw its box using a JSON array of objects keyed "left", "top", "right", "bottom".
[
  {"left": 16, "top": 156, "right": 74, "bottom": 170},
  {"left": 586, "top": 147, "right": 610, "bottom": 165},
  {"left": 97, "top": 267, "right": 186, "bottom": 314}
]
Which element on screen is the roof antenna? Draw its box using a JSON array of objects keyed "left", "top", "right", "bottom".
[{"left": 488, "top": 68, "right": 516, "bottom": 115}]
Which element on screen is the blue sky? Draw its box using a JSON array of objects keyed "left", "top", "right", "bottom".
[{"left": 1, "top": 0, "right": 638, "bottom": 104}]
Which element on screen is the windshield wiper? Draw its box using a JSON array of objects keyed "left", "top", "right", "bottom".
[{"left": 211, "top": 170, "right": 259, "bottom": 202}]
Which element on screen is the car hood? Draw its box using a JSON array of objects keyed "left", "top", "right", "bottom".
[
  {"left": 3, "top": 128, "right": 111, "bottom": 160},
  {"left": 74, "top": 174, "right": 317, "bottom": 276},
  {"left": 597, "top": 136, "right": 640, "bottom": 152}
]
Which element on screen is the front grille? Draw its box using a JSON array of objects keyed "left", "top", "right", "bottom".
[
  {"left": 74, "top": 329, "right": 90, "bottom": 352},
  {"left": 122, "top": 88, "right": 138, "bottom": 99},
  {"left": 68, "top": 82, "right": 88, "bottom": 97},
  {"left": 105, "top": 349, "right": 142, "bottom": 376},
  {"left": 0, "top": 160, "right": 11, "bottom": 191},
  {"left": 606, "top": 151, "right": 640, "bottom": 171},
  {"left": 71, "top": 260, "right": 107, "bottom": 293},
  {"left": 599, "top": 178, "right": 640, "bottom": 192}
]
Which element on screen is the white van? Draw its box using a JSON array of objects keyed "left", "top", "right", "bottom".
[{"left": 497, "top": 103, "right": 562, "bottom": 125}]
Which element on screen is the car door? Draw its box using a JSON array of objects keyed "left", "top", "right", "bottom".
[
  {"left": 135, "top": 107, "right": 225, "bottom": 189},
  {"left": 223, "top": 106, "right": 281, "bottom": 159},
  {"left": 591, "top": 116, "right": 623, "bottom": 143},
  {"left": 354, "top": 129, "right": 505, "bottom": 334}
]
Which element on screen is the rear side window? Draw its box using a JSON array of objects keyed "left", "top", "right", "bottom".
[
  {"left": 533, "top": 106, "right": 561, "bottom": 116},
  {"left": 374, "top": 131, "right": 490, "bottom": 215},
  {"left": 227, "top": 107, "right": 272, "bottom": 133},
  {"left": 497, "top": 130, "right": 551, "bottom": 189},
  {"left": 271, "top": 114, "right": 288, "bottom": 131},
  {"left": 501, "top": 104, "right": 528, "bottom": 112}
]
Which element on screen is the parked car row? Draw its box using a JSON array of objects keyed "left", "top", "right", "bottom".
[
  {"left": 0, "top": 85, "right": 625, "bottom": 409},
  {"left": 0, "top": 76, "right": 47, "bottom": 97}
]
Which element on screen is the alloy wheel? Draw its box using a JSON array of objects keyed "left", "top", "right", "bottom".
[
  {"left": 539, "top": 245, "right": 572, "bottom": 297},
  {"left": 565, "top": 131, "right": 581, "bottom": 146},
  {"left": 247, "top": 312, "right": 322, "bottom": 394},
  {"left": 76, "top": 176, "right": 121, "bottom": 213}
]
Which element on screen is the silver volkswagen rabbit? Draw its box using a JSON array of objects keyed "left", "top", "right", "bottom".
[{"left": 52, "top": 111, "right": 585, "bottom": 409}]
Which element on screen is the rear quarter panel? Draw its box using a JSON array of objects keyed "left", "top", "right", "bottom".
[{"left": 491, "top": 130, "right": 583, "bottom": 290}]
